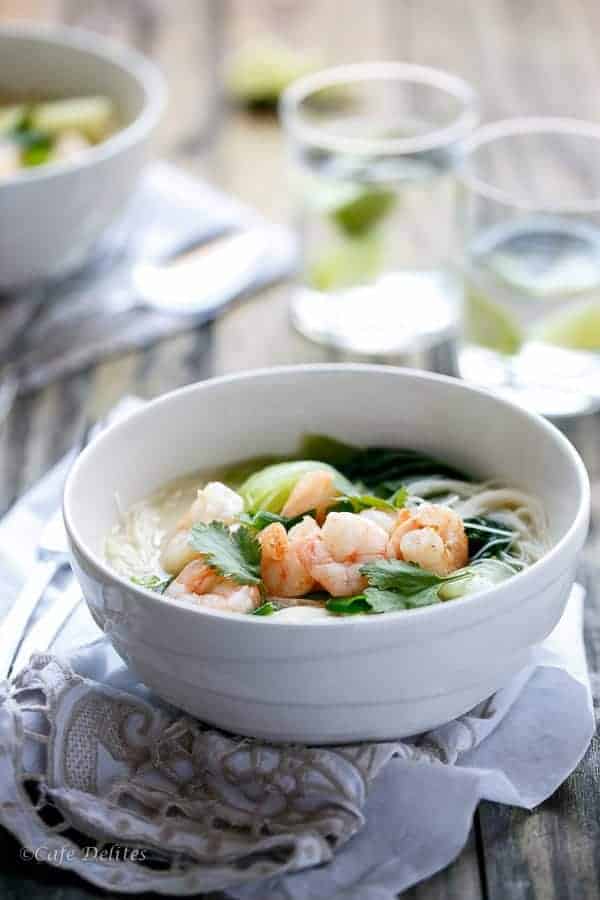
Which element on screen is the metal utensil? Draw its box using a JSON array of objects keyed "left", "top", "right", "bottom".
[
  {"left": 0, "top": 509, "right": 70, "bottom": 679},
  {"left": 130, "top": 225, "right": 286, "bottom": 316},
  {"left": 0, "top": 366, "right": 17, "bottom": 427},
  {"left": 0, "top": 421, "right": 94, "bottom": 680},
  {"left": 8, "top": 224, "right": 295, "bottom": 396},
  {"left": 37, "top": 225, "right": 287, "bottom": 322},
  {"left": 10, "top": 576, "right": 82, "bottom": 675}
]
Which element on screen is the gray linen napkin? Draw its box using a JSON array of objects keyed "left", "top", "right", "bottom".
[{"left": 0, "top": 162, "right": 297, "bottom": 393}]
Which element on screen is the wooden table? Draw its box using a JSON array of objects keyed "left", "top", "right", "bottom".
[{"left": 0, "top": 1, "right": 599, "bottom": 897}]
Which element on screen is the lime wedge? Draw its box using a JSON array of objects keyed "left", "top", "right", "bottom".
[
  {"left": 464, "top": 285, "right": 523, "bottom": 355},
  {"left": 307, "top": 234, "right": 384, "bottom": 292},
  {"left": 301, "top": 175, "right": 396, "bottom": 238},
  {"left": 330, "top": 187, "right": 396, "bottom": 237},
  {"left": 227, "top": 41, "right": 319, "bottom": 108},
  {"left": 536, "top": 301, "right": 600, "bottom": 350}
]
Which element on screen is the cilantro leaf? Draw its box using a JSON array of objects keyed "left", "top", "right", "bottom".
[
  {"left": 326, "top": 584, "right": 445, "bottom": 616},
  {"left": 131, "top": 574, "right": 174, "bottom": 594},
  {"left": 325, "top": 560, "right": 476, "bottom": 616},
  {"left": 362, "top": 558, "right": 474, "bottom": 606},
  {"left": 374, "top": 585, "right": 447, "bottom": 609},
  {"left": 359, "top": 559, "right": 449, "bottom": 595},
  {"left": 189, "top": 522, "right": 262, "bottom": 585},
  {"left": 326, "top": 594, "right": 371, "bottom": 615},
  {"left": 326, "top": 589, "right": 408, "bottom": 615},
  {"left": 364, "top": 586, "right": 441, "bottom": 611}
]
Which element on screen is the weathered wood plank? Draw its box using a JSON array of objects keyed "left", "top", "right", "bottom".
[{"left": 403, "top": 828, "right": 484, "bottom": 900}]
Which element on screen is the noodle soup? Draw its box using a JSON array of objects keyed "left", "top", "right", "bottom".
[
  {"left": 0, "top": 95, "right": 117, "bottom": 179},
  {"left": 106, "top": 435, "right": 547, "bottom": 621}
]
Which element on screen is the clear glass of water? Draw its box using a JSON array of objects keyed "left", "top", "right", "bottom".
[
  {"left": 280, "top": 63, "right": 478, "bottom": 356},
  {"left": 458, "top": 117, "right": 600, "bottom": 418}
]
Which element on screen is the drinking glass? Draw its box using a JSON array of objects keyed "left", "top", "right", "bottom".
[
  {"left": 458, "top": 118, "right": 600, "bottom": 418},
  {"left": 280, "top": 62, "right": 478, "bottom": 357}
]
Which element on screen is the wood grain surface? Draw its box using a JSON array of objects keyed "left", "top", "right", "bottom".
[{"left": 0, "top": 1, "right": 599, "bottom": 897}]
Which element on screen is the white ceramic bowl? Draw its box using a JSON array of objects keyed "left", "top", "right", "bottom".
[
  {"left": 0, "top": 23, "right": 165, "bottom": 289},
  {"left": 63, "top": 366, "right": 590, "bottom": 743}
]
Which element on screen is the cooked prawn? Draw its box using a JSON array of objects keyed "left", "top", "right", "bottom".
[
  {"left": 281, "top": 470, "right": 339, "bottom": 523},
  {"left": 161, "top": 481, "right": 244, "bottom": 575},
  {"left": 166, "top": 559, "right": 260, "bottom": 613},
  {"left": 177, "top": 481, "right": 243, "bottom": 530},
  {"left": 358, "top": 508, "right": 398, "bottom": 533},
  {"left": 387, "top": 503, "right": 468, "bottom": 576},
  {"left": 259, "top": 516, "right": 319, "bottom": 597},
  {"left": 296, "top": 511, "right": 388, "bottom": 597}
]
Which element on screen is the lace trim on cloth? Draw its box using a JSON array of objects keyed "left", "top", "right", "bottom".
[{"left": 0, "top": 653, "right": 511, "bottom": 895}]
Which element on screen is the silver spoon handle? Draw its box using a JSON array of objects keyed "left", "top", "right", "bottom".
[
  {"left": 11, "top": 576, "right": 82, "bottom": 676},
  {"left": 0, "top": 557, "right": 59, "bottom": 680}
]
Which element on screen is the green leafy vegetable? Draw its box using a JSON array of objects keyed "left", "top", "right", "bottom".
[
  {"left": 332, "top": 491, "right": 405, "bottom": 514},
  {"left": 360, "top": 559, "right": 463, "bottom": 594},
  {"left": 327, "top": 559, "right": 474, "bottom": 616},
  {"left": 389, "top": 487, "right": 409, "bottom": 507},
  {"left": 325, "top": 582, "right": 446, "bottom": 616},
  {"left": 189, "top": 522, "right": 262, "bottom": 585},
  {"left": 338, "top": 446, "right": 470, "bottom": 496},
  {"left": 326, "top": 594, "right": 371, "bottom": 615},
  {"left": 296, "top": 436, "right": 468, "bottom": 497},
  {"left": 10, "top": 127, "right": 53, "bottom": 167},
  {"left": 438, "top": 558, "right": 515, "bottom": 600},
  {"left": 221, "top": 455, "right": 283, "bottom": 490},
  {"left": 253, "top": 601, "right": 281, "bottom": 616},
  {"left": 366, "top": 585, "right": 443, "bottom": 610},
  {"left": 297, "top": 434, "right": 359, "bottom": 467},
  {"left": 239, "top": 460, "right": 354, "bottom": 513},
  {"left": 21, "top": 139, "right": 52, "bottom": 167},
  {"left": 240, "top": 509, "right": 316, "bottom": 531},
  {"left": 362, "top": 588, "right": 408, "bottom": 612},
  {"left": 326, "top": 556, "right": 517, "bottom": 616},
  {"left": 131, "top": 574, "right": 174, "bottom": 594},
  {"left": 464, "top": 516, "right": 515, "bottom": 561}
]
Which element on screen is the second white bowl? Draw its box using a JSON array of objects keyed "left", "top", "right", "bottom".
[{"left": 0, "top": 23, "right": 165, "bottom": 288}]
